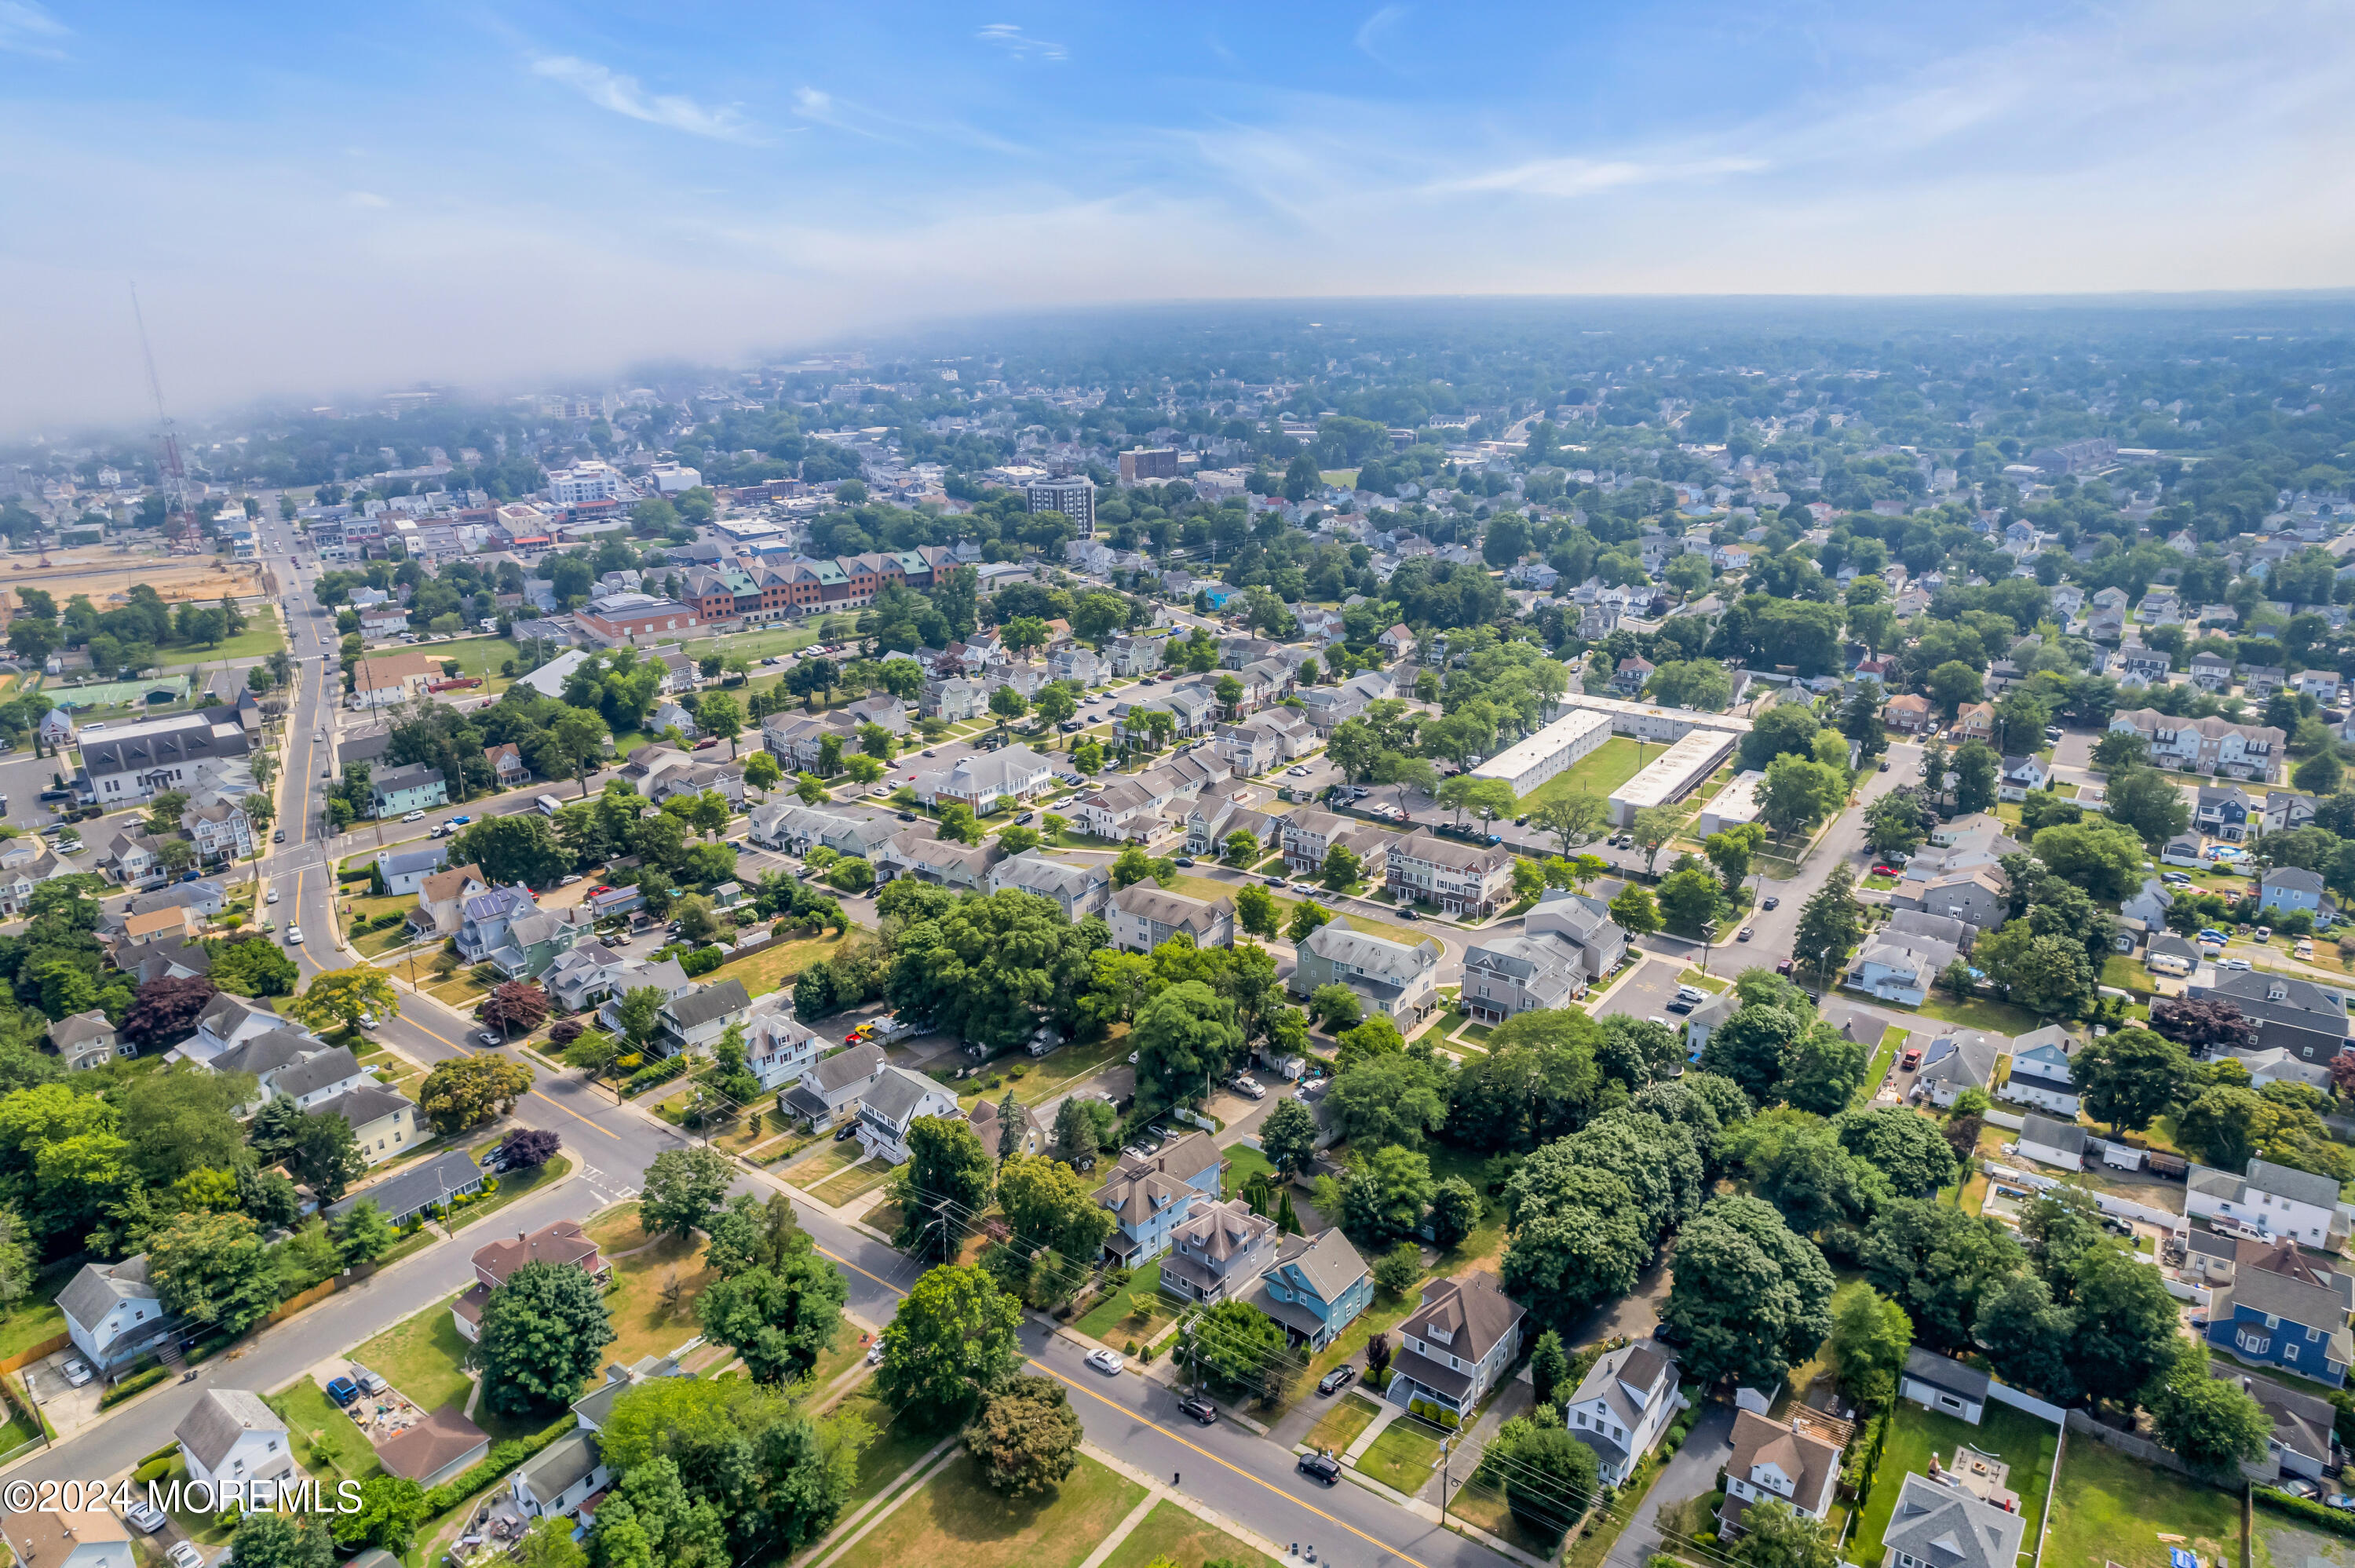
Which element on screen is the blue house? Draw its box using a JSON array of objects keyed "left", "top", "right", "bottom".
[
  {"left": 1094, "top": 1132, "right": 1222, "bottom": 1266},
  {"left": 1249, "top": 1227, "right": 1373, "bottom": 1351},
  {"left": 371, "top": 763, "right": 449, "bottom": 817},
  {"left": 2261, "top": 866, "right": 2328, "bottom": 917},
  {"left": 2206, "top": 1242, "right": 2353, "bottom": 1387}
]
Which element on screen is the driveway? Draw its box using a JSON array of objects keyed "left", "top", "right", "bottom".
[
  {"left": 1602, "top": 1401, "right": 1736, "bottom": 1568},
  {"left": 1594, "top": 956, "right": 1692, "bottom": 1029}
]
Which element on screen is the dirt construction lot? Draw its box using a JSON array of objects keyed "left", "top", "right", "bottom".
[{"left": 0, "top": 552, "right": 264, "bottom": 608}]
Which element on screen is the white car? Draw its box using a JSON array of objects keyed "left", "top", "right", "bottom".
[
  {"left": 1285, "top": 764, "right": 1310, "bottom": 775},
  {"left": 561, "top": 873, "right": 583, "bottom": 885},
  {"left": 265, "top": 888, "right": 280, "bottom": 904},
  {"left": 1085, "top": 1348, "right": 1125, "bottom": 1376},
  {"left": 286, "top": 925, "right": 305, "bottom": 945},
  {"left": 1232, "top": 1077, "right": 1266, "bottom": 1100},
  {"left": 403, "top": 810, "right": 426, "bottom": 822},
  {"left": 60, "top": 1358, "right": 92, "bottom": 1387},
  {"left": 121, "top": 1498, "right": 166, "bottom": 1533},
  {"left": 2218, "top": 957, "right": 2253, "bottom": 971},
  {"left": 167, "top": 1541, "right": 205, "bottom": 1568}
]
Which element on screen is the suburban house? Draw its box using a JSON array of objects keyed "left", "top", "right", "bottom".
[
  {"left": 1888, "top": 866, "right": 2008, "bottom": 932},
  {"left": 654, "top": 979, "right": 752, "bottom": 1059},
  {"left": 2203, "top": 1239, "right": 2353, "bottom": 1387},
  {"left": 1847, "top": 929, "right": 1960, "bottom": 1006},
  {"left": 484, "top": 743, "right": 530, "bottom": 787},
  {"left": 316, "top": 1083, "right": 422, "bottom": 1165},
  {"left": 1384, "top": 1271, "right": 1527, "bottom": 1423},
  {"left": 510, "top": 1430, "right": 610, "bottom": 1526},
  {"left": 2188, "top": 1157, "right": 2346, "bottom": 1252},
  {"left": 2002, "top": 1025, "right": 2080, "bottom": 1116},
  {"left": 735, "top": 994, "right": 822, "bottom": 1092},
  {"left": 2195, "top": 968, "right": 2352, "bottom": 1063},
  {"left": 176, "top": 1388, "right": 295, "bottom": 1493},
  {"left": 874, "top": 831, "right": 1006, "bottom": 892},
  {"left": 1279, "top": 811, "right": 1392, "bottom": 881},
  {"left": 2107, "top": 709, "right": 2284, "bottom": 780},
  {"left": 1157, "top": 1198, "right": 1279, "bottom": 1306},
  {"left": 747, "top": 804, "right": 896, "bottom": 859},
  {"left": 58, "top": 1255, "right": 177, "bottom": 1373},
  {"left": 911, "top": 745, "right": 1055, "bottom": 813},
  {"left": 324, "top": 1148, "right": 484, "bottom": 1228},
  {"left": 407, "top": 863, "right": 490, "bottom": 939},
  {"left": 853, "top": 1065, "right": 962, "bottom": 1165},
  {"left": 1385, "top": 831, "right": 1516, "bottom": 919},
  {"left": 2196, "top": 786, "right": 2258, "bottom": 842},
  {"left": 2016, "top": 1113, "right": 2087, "bottom": 1171},
  {"left": 1108, "top": 883, "right": 1235, "bottom": 953},
  {"left": 988, "top": 854, "right": 1113, "bottom": 921},
  {"left": 778, "top": 1042, "right": 886, "bottom": 1131},
  {"left": 51, "top": 1010, "right": 123, "bottom": 1070},
  {"left": 1883, "top": 694, "right": 1933, "bottom": 733},
  {"left": 1900, "top": 1347, "right": 1990, "bottom": 1424},
  {"left": 369, "top": 763, "right": 449, "bottom": 817},
  {"left": 1094, "top": 1132, "right": 1223, "bottom": 1265},
  {"left": 1915, "top": 1034, "right": 1999, "bottom": 1109},
  {"left": 968, "top": 1095, "right": 1051, "bottom": 1160},
  {"left": 1247, "top": 1228, "right": 1372, "bottom": 1351},
  {"left": 2217, "top": 1365, "right": 2336, "bottom": 1482},
  {"left": 1, "top": 1510, "right": 132, "bottom": 1568},
  {"left": 378, "top": 1406, "right": 492, "bottom": 1490},
  {"left": 1995, "top": 755, "right": 2049, "bottom": 802},
  {"left": 453, "top": 884, "right": 541, "bottom": 967},
  {"left": 1881, "top": 1472, "right": 2025, "bottom": 1568},
  {"left": 1565, "top": 1343, "right": 1684, "bottom": 1487},
  {"left": 1292, "top": 923, "right": 1444, "bottom": 1022},
  {"left": 2260, "top": 866, "right": 2328, "bottom": 915},
  {"left": 1683, "top": 990, "right": 1740, "bottom": 1064},
  {"left": 453, "top": 1220, "right": 610, "bottom": 1342},
  {"left": 378, "top": 845, "right": 448, "bottom": 896},
  {"left": 1462, "top": 893, "right": 1627, "bottom": 1019},
  {"left": 1719, "top": 1409, "right": 1843, "bottom": 1533}
]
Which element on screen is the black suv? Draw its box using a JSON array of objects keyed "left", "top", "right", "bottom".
[
  {"left": 1178, "top": 1395, "right": 1218, "bottom": 1425},
  {"left": 1297, "top": 1453, "right": 1342, "bottom": 1485}
]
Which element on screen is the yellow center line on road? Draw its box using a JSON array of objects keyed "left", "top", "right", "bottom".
[{"left": 811, "top": 1245, "right": 1439, "bottom": 1568}]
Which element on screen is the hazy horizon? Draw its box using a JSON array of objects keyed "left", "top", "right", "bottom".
[{"left": 8, "top": 0, "right": 2354, "bottom": 435}]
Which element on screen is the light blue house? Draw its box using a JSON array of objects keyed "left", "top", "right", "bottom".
[
  {"left": 2261, "top": 866, "right": 2327, "bottom": 916},
  {"left": 1248, "top": 1227, "right": 1372, "bottom": 1350},
  {"left": 2205, "top": 1243, "right": 2352, "bottom": 1388},
  {"left": 1094, "top": 1132, "right": 1222, "bottom": 1266},
  {"left": 370, "top": 763, "right": 449, "bottom": 817}
]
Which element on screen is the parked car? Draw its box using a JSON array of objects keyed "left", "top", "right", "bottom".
[
  {"left": 1085, "top": 1348, "right": 1125, "bottom": 1376},
  {"left": 167, "top": 1541, "right": 206, "bottom": 1568},
  {"left": 1316, "top": 1366, "right": 1356, "bottom": 1395},
  {"left": 1174, "top": 855, "right": 1196, "bottom": 866},
  {"left": 285, "top": 924, "right": 304, "bottom": 945},
  {"left": 1761, "top": 896, "right": 1779, "bottom": 910},
  {"left": 402, "top": 809, "right": 426, "bottom": 822},
  {"left": 325, "top": 1376, "right": 361, "bottom": 1406},
  {"left": 1736, "top": 927, "right": 1754, "bottom": 942},
  {"left": 121, "top": 1498, "right": 167, "bottom": 1533},
  {"left": 560, "top": 873, "right": 582, "bottom": 885},
  {"left": 1178, "top": 1395, "right": 1218, "bottom": 1425},
  {"left": 2281, "top": 1478, "right": 2323, "bottom": 1501},
  {"left": 1298, "top": 1453, "right": 1342, "bottom": 1485},
  {"left": 1900, "top": 1045, "right": 1923, "bottom": 1070},
  {"left": 1232, "top": 1076, "right": 1266, "bottom": 1100},
  {"left": 476, "top": 1030, "right": 502, "bottom": 1047},
  {"left": 60, "top": 1358, "right": 92, "bottom": 1387},
  {"left": 265, "top": 888, "right": 280, "bottom": 904}
]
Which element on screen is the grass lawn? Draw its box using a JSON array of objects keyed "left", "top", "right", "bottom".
[
  {"left": 703, "top": 928, "right": 852, "bottom": 997},
  {"left": 2043, "top": 1431, "right": 2241, "bottom": 1568},
  {"left": 268, "top": 1377, "right": 381, "bottom": 1481},
  {"left": 833, "top": 1389, "right": 950, "bottom": 1510},
  {"left": 350, "top": 1298, "right": 546, "bottom": 1444},
  {"left": 1303, "top": 1391, "right": 1383, "bottom": 1455},
  {"left": 586, "top": 1202, "right": 655, "bottom": 1254},
  {"left": 1517, "top": 737, "right": 1648, "bottom": 811},
  {"left": 955, "top": 1030, "right": 1132, "bottom": 1112},
  {"left": 444, "top": 1155, "right": 571, "bottom": 1231},
  {"left": 681, "top": 625, "right": 824, "bottom": 665},
  {"left": 785, "top": 1139, "right": 867, "bottom": 1189},
  {"left": 425, "top": 972, "right": 491, "bottom": 1008},
  {"left": 1220, "top": 1143, "right": 1276, "bottom": 1200},
  {"left": 1908, "top": 994, "right": 2050, "bottom": 1037},
  {"left": 1850, "top": 1024, "right": 1901, "bottom": 1110},
  {"left": 809, "top": 1158, "right": 894, "bottom": 1208},
  {"left": 603, "top": 1229, "right": 715, "bottom": 1368},
  {"left": 180, "top": 605, "right": 287, "bottom": 664},
  {"left": 1097, "top": 1499, "right": 1280, "bottom": 1568},
  {"left": 0, "top": 1258, "right": 78, "bottom": 1362},
  {"left": 429, "top": 636, "right": 525, "bottom": 691},
  {"left": 1852, "top": 1401, "right": 2057, "bottom": 1568},
  {"left": 1560, "top": 1447, "right": 1670, "bottom": 1568},
  {"left": 835, "top": 1451, "right": 1146, "bottom": 1568},
  {"left": 1356, "top": 1417, "right": 1442, "bottom": 1493},
  {"left": 1076, "top": 1261, "right": 1182, "bottom": 1347},
  {"left": 1426, "top": 1145, "right": 1508, "bottom": 1274}
]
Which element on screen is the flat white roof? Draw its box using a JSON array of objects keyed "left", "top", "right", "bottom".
[
  {"left": 1611, "top": 730, "right": 1740, "bottom": 813},
  {"left": 1700, "top": 769, "right": 1768, "bottom": 826},
  {"left": 1473, "top": 708, "right": 1612, "bottom": 785},
  {"left": 1556, "top": 692, "right": 1752, "bottom": 735}
]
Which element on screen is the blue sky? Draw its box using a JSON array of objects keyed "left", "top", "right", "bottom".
[{"left": 5, "top": 0, "right": 2354, "bottom": 429}]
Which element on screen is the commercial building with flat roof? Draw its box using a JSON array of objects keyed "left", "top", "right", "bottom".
[
  {"left": 1549, "top": 691, "right": 1753, "bottom": 745},
  {"left": 1608, "top": 728, "right": 1739, "bottom": 826},
  {"left": 1696, "top": 770, "right": 1767, "bottom": 837},
  {"left": 1473, "top": 708, "right": 1613, "bottom": 797}
]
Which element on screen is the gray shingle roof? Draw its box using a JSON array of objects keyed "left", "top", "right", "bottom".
[
  {"left": 2019, "top": 1114, "right": 2086, "bottom": 1156},
  {"left": 860, "top": 1065, "right": 945, "bottom": 1128},
  {"left": 517, "top": 1429, "right": 602, "bottom": 1499},
  {"left": 1268, "top": 1227, "right": 1367, "bottom": 1306},
  {"left": 175, "top": 1387, "right": 282, "bottom": 1469},
  {"left": 665, "top": 979, "right": 750, "bottom": 1031},
  {"left": 325, "top": 1149, "right": 483, "bottom": 1223},
  {"left": 57, "top": 1255, "right": 155, "bottom": 1330},
  {"left": 806, "top": 1043, "right": 886, "bottom": 1096},
  {"left": 313, "top": 1084, "right": 413, "bottom": 1129},
  {"left": 1882, "top": 1472, "right": 2025, "bottom": 1568},
  {"left": 272, "top": 1046, "right": 364, "bottom": 1099},
  {"left": 1903, "top": 1346, "right": 1989, "bottom": 1400}
]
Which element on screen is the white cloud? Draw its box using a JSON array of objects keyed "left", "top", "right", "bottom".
[
  {"left": 0, "top": 1, "right": 69, "bottom": 60},
  {"left": 529, "top": 55, "right": 758, "bottom": 142},
  {"left": 1354, "top": 5, "right": 1408, "bottom": 67},
  {"left": 344, "top": 191, "right": 391, "bottom": 209},
  {"left": 976, "top": 24, "right": 1066, "bottom": 62},
  {"left": 1435, "top": 154, "right": 1766, "bottom": 199}
]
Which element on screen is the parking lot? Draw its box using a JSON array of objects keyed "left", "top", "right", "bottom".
[{"left": 1594, "top": 955, "right": 1694, "bottom": 1028}]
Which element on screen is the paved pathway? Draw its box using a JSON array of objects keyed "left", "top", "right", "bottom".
[{"left": 1601, "top": 1402, "right": 1735, "bottom": 1568}]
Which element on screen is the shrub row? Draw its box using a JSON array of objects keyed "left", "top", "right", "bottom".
[
  {"left": 2256, "top": 1488, "right": 2355, "bottom": 1539},
  {"left": 626, "top": 1056, "right": 690, "bottom": 1096},
  {"left": 681, "top": 946, "right": 724, "bottom": 978},
  {"left": 420, "top": 1416, "right": 575, "bottom": 1515},
  {"left": 100, "top": 1366, "right": 171, "bottom": 1409}
]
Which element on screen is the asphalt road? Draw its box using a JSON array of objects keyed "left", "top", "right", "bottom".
[{"left": 7, "top": 516, "right": 1520, "bottom": 1568}]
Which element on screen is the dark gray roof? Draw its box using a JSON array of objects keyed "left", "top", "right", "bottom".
[
  {"left": 49, "top": 1011, "right": 114, "bottom": 1049},
  {"left": 1903, "top": 1346, "right": 1990, "bottom": 1400},
  {"left": 2019, "top": 1114, "right": 2087, "bottom": 1155},
  {"left": 1401, "top": 1271, "right": 1524, "bottom": 1363},
  {"left": 325, "top": 1148, "right": 483, "bottom": 1222},
  {"left": 312, "top": 1083, "right": 414, "bottom": 1129},
  {"left": 1269, "top": 1227, "right": 1367, "bottom": 1307},
  {"left": 860, "top": 1065, "right": 946, "bottom": 1128},
  {"left": 212, "top": 1028, "right": 323, "bottom": 1081},
  {"left": 271, "top": 1046, "right": 364, "bottom": 1099},
  {"left": 517, "top": 1429, "right": 602, "bottom": 1498},
  {"left": 175, "top": 1388, "right": 282, "bottom": 1469},
  {"left": 78, "top": 712, "right": 249, "bottom": 775},
  {"left": 372, "top": 763, "right": 444, "bottom": 793},
  {"left": 2248, "top": 1157, "right": 2345, "bottom": 1209},
  {"left": 375, "top": 1406, "right": 488, "bottom": 1482},
  {"left": 57, "top": 1255, "right": 155, "bottom": 1329},
  {"left": 806, "top": 1042, "right": 885, "bottom": 1096},
  {"left": 381, "top": 846, "right": 447, "bottom": 877},
  {"left": 664, "top": 979, "right": 750, "bottom": 1030}
]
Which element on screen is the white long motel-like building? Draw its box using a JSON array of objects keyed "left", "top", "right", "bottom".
[{"left": 1473, "top": 695, "right": 1751, "bottom": 826}]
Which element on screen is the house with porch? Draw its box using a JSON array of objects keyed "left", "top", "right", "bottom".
[
  {"left": 1247, "top": 1228, "right": 1371, "bottom": 1351},
  {"left": 1156, "top": 1198, "right": 1279, "bottom": 1306},
  {"left": 1094, "top": 1133, "right": 1222, "bottom": 1266},
  {"left": 1565, "top": 1343, "right": 1683, "bottom": 1487},
  {"left": 853, "top": 1066, "right": 962, "bottom": 1165},
  {"left": 1384, "top": 1271, "right": 1526, "bottom": 1423}
]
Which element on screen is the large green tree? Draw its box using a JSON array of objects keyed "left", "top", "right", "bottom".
[
  {"left": 876, "top": 1263, "right": 1025, "bottom": 1430},
  {"left": 963, "top": 1374, "right": 1084, "bottom": 1494},
  {"left": 479, "top": 1258, "right": 617, "bottom": 1415},
  {"left": 695, "top": 1229, "right": 849, "bottom": 1385},
  {"left": 149, "top": 1209, "right": 279, "bottom": 1336},
  {"left": 1660, "top": 1194, "right": 1835, "bottom": 1390},
  {"left": 884, "top": 891, "right": 1101, "bottom": 1053},
  {"left": 639, "top": 1146, "right": 736, "bottom": 1239}
]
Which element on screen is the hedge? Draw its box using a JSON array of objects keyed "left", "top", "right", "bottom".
[
  {"left": 420, "top": 1415, "right": 575, "bottom": 1515},
  {"left": 100, "top": 1366, "right": 171, "bottom": 1409},
  {"left": 681, "top": 946, "right": 724, "bottom": 978},
  {"left": 133, "top": 1455, "right": 174, "bottom": 1485},
  {"left": 2256, "top": 1488, "right": 2355, "bottom": 1538},
  {"left": 625, "top": 1056, "right": 690, "bottom": 1096}
]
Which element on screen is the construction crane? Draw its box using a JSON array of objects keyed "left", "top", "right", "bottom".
[{"left": 130, "top": 283, "right": 188, "bottom": 520}]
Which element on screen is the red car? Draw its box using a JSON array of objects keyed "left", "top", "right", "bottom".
[
  {"left": 588, "top": 884, "right": 612, "bottom": 896},
  {"left": 1900, "top": 1046, "right": 1924, "bottom": 1070},
  {"left": 1871, "top": 863, "right": 1900, "bottom": 877},
  {"left": 692, "top": 737, "right": 720, "bottom": 749}
]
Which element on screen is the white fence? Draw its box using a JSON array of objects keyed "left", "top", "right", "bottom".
[
  {"left": 1980, "top": 1160, "right": 2186, "bottom": 1232},
  {"left": 1982, "top": 1376, "right": 2068, "bottom": 1426}
]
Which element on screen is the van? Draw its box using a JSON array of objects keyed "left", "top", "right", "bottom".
[{"left": 535, "top": 794, "right": 563, "bottom": 817}]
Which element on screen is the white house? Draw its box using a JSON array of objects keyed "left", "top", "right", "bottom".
[
  {"left": 1847, "top": 931, "right": 1959, "bottom": 1006},
  {"left": 176, "top": 1388, "right": 296, "bottom": 1494},
  {"left": 1915, "top": 1034, "right": 1999, "bottom": 1109},
  {"left": 853, "top": 1065, "right": 962, "bottom": 1165},
  {"left": 1565, "top": 1344, "right": 1683, "bottom": 1486},
  {"left": 2188, "top": 1157, "right": 2346, "bottom": 1250},
  {"left": 1719, "top": 1410, "right": 1843, "bottom": 1533},
  {"left": 2001, "top": 1024, "right": 2080, "bottom": 1117},
  {"left": 2016, "top": 1113, "right": 2087, "bottom": 1172},
  {"left": 510, "top": 1430, "right": 609, "bottom": 1523}
]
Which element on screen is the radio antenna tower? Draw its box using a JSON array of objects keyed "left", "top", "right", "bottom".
[{"left": 130, "top": 283, "right": 188, "bottom": 516}]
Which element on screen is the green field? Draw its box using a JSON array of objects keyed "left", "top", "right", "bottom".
[
  {"left": 1517, "top": 735, "right": 1649, "bottom": 810},
  {"left": 1851, "top": 1401, "right": 2057, "bottom": 1568},
  {"left": 1357, "top": 1417, "right": 1442, "bottom": 1492},
  {"left": 1097, "top": 1500, "right": 1280, "bottom": 1568},
  {"left": 2042, "top": 1430, "right": 2240, "bottom": 1568},
  {"left": 163, "top": 605, "right": 287, "bottom": 666},
  {"left": 835, "top": 1452, "right": 1145, "bottom": 1568},
  {"left": 430, "top": 636, "right": 526, "bottom": 689}
]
